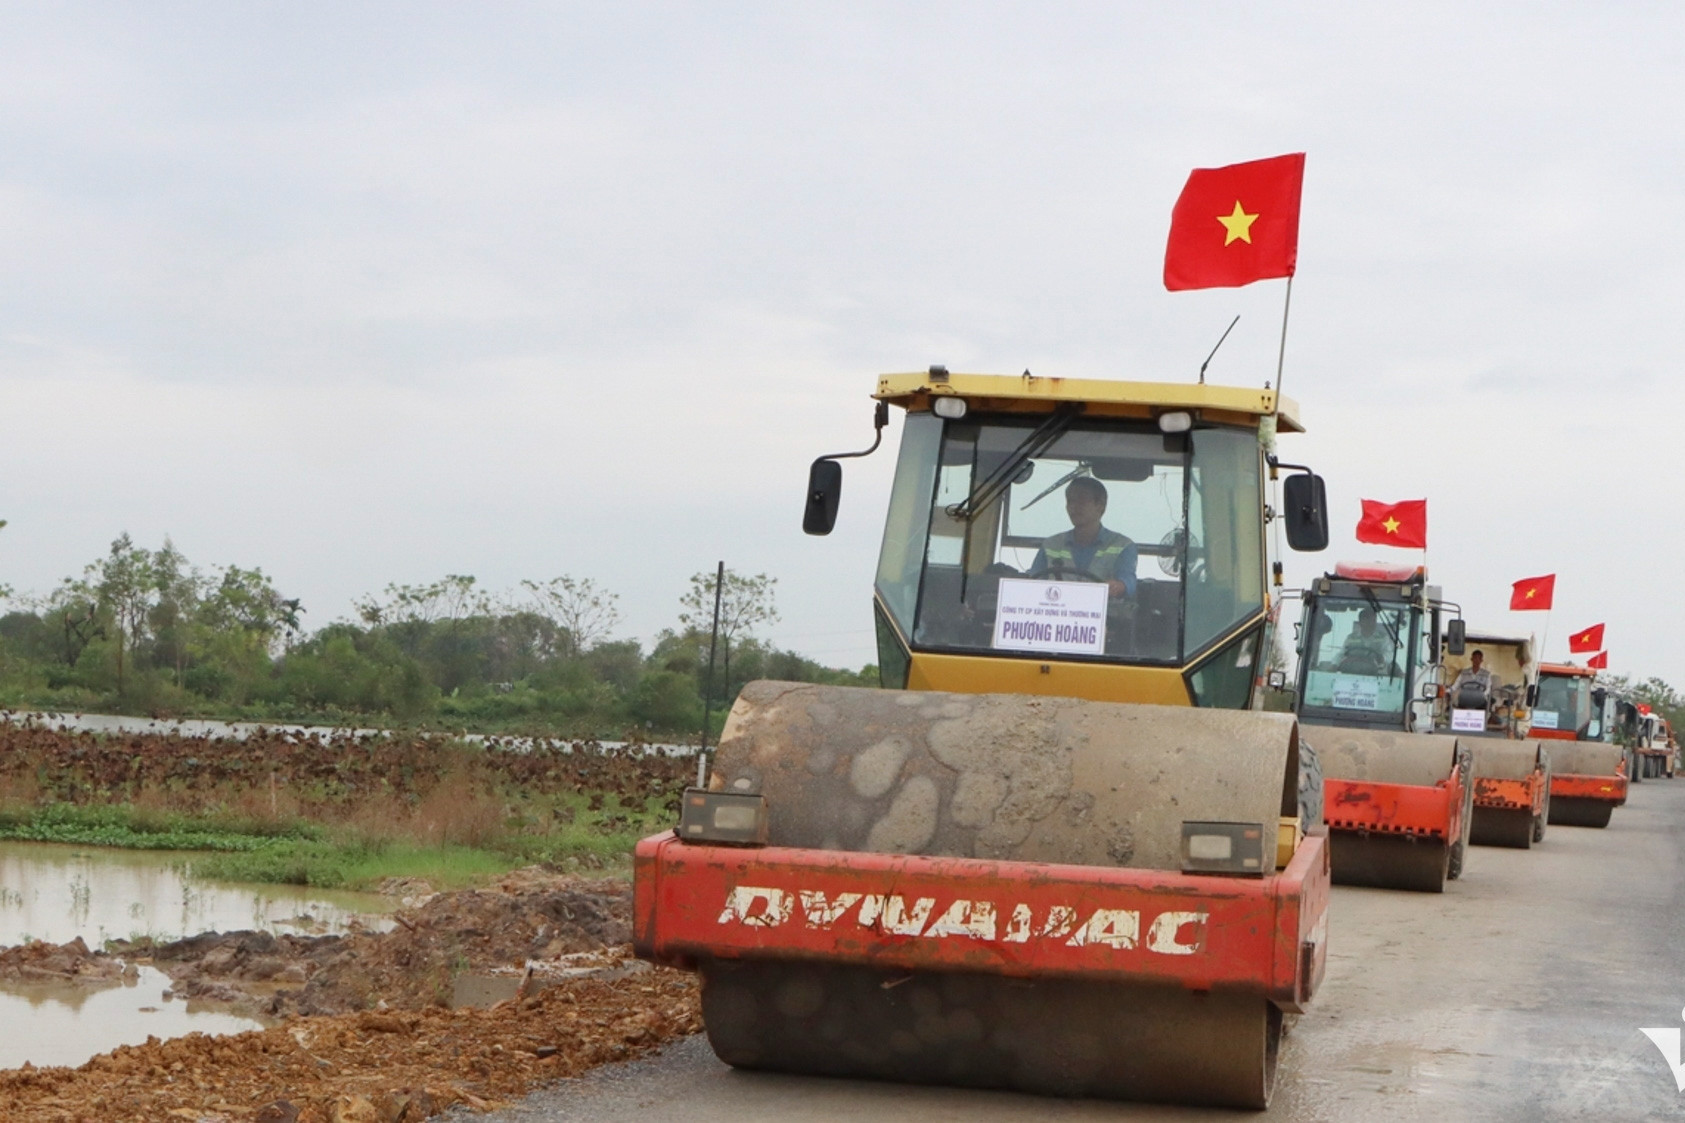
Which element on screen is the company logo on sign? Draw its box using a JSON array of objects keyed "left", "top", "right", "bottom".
[
  {"left": 1642, "top": 1008, "right": 1685, "bottom": 1091},
  {"left": 1045, "top": 585, "right": 1062, "bottom": 602},
  {"left": 716, "top": 886, "right": 1208, "bottom": 956}
]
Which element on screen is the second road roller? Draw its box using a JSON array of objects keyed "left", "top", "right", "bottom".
[{"left": 1287, "top": 563, "right": 1474, "bottom": 891}]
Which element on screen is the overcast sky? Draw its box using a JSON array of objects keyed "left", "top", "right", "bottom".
[{"left": 1, "top": 3, "right": 1680, "bottom": 682}]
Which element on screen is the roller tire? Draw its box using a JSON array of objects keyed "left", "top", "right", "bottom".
[
  {"left": 1548, "top": 796, "right": 1614, "bottom": 829},
  {"left": 700, "top": 959, "right": 1282, "bottom": 1108},
  {"left": 1448, "top": 744, "right": 1475, "bottom": 880},
  {"left": 1329, "top": 832, "right": 1449, "bottom": 892},
  {"left": 1469, "top": 807, "right": 1533, "bottom": 849},
  {"left": 1298, "top": 737, "right": 1324, "bottom": 834}
]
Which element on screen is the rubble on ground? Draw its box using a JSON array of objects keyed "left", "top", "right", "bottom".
[{"left": 0, "top": 868, "right": 697, "bottom": 1122}]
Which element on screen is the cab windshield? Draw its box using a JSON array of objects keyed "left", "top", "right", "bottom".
[
  {"left": 1533, "top": 675, "right": 1589, "bottom": 734},
  {"left": 1299, "top": 596, "right": 1413, "bottom": 717},
  {"left": 874, "top": 411, "right": 1265, "bottom": 666}
]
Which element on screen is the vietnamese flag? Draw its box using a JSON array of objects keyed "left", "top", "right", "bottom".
[
  {"left": 1164, "top": 153, "right": 1305, "bottom": 291},
  {"left": 1588, "top": 651, "right": 1609, "bottom": 670},
  {"left": 1510, "top": 574, "right": 1556, "bottom": 611},
  {"left": 1355, "top": 499, "right": 1427, "bottom": 549},
  {"left": 1568, "top": 623, "right": 1605, "bottom": 653},
  {"left": 1639, "top": 703, "right": 1653, "bottom": 715}
]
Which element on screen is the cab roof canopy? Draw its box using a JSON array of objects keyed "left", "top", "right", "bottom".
[
  {"left": 1461, "top": 632, "right": 1535, "bottom": 671},
  {"left": 874, "top": 370, "right": 1303, "bottom": 433},
  {"left": 1539, "top": 662, "right": 1597, "bottom": 678},
  {"left": 1333, "top": 561, "right": 1425, "bottom": 583}
]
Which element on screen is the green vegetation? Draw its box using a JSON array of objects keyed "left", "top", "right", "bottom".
[
  {"left": 0, "top": 722, "right": 697, "bottom": 889},
  {"left": 0, "top": 538, "right": 875, "bottom": 737},
  {"left": 0, "top": 802, "right": 304, "bottom": 851},
  {"left": 190, "top": 840, "right": 533, "bottom": 891}
]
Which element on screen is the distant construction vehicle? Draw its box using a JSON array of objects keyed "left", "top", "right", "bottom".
[
  {"left": 1440, "top": 631, "right": 1551, "bottom": 848},
  {"left": 1288, "top": 562, "right": 1473, "bottom": 891},
  {"left": 1635, "top": 710, "right": 1676, "bottom": 779},
  {"left": 635, "top": 370, "right": 1334, "bottom": 1108},
  {"left": 1530, "top": 663, "right": 1627, "bottom": 828}
]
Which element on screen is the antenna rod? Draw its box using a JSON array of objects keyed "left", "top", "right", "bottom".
[{"left": 1199, "top": 315, "right": 1241, "bottom": 384}]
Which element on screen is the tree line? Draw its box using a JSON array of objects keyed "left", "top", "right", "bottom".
[{"left": 0, "top": 535, "right": 873, "bottom": 736}]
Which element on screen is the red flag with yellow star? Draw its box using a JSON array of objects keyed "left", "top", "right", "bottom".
[
  {"left": 1354, "top": 498, "right": 1427, "bottom": 548},
  {"left": 1568, "top": 623, "right": 1605, "bottom": 653},
  {"left": 1587, "top": 651, "right": 1609, "bottom": 670},
  {"left": 1164, "top": 153, "right": 1305, "bottom": 291},
  {"left": 1509, "top": 574, "right": 1556, "bottom": 611}
]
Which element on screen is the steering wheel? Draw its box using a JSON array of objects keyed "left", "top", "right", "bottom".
[{"left": 1337, "top": 647, "right": 1389, "bottom": 676}]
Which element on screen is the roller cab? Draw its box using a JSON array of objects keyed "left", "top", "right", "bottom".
[
  {"left": 1290, "top": 563, "right": 1473, "bottom": 890},
  {"left": 1532, "top": 664, "right": 1627, "bottom": 828},
  {"left": 636, "top": 371, "right": 1336, "bottom": 1108},
  {"left": 1436, "top": 631, "right": 1552, "bottom": 847}
]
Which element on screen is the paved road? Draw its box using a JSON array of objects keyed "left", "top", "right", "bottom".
[{"left": 469, "top": 781, "right": 1685, "bottom": 1122}]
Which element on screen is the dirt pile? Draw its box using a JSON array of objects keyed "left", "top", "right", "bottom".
[
  {"left": 277, "top": 871, "right": 631, "bottom": 1016},
  {"left": 0, "top": 937, "right": 131, "bottom": 984},
  {"left": 0, "top": 968, "right": 701, "bottom": 1123},
  {"left": 104, "top": 870, "right": 634, "bottom": 1017}
]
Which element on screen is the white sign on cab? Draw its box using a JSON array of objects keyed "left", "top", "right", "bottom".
[
  {"left": 1329, "top": 675, "right": 1381, "bottom": 711},
  {"left": 1451, "top": 708, "right": 1486, "bottom": 732},
  {"left": 992, "top": 578, "right": 1108, "bottom": 656}
]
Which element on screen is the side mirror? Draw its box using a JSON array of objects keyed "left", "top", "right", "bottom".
[
  {"left": 1526, "top": 684, "right": 1539, "bottom": 707},
  {"left": 1445, "top": 619, "right": 1466, "bottom": 656},
  {"left": 1281, "top": 473, "right": 1329, "bottom": 552},
  {"left": 802, "top": 400, "right": 891, "bottom": 536},
  {"left": 803, "top": 459, "right": 843, "bottom": 536}
]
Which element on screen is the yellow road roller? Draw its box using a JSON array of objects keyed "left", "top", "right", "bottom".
[{"left": 635, "top": 369, "right": 1334, "bottom": 1108}]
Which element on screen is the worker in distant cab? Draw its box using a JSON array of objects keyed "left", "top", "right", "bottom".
[
  {"left": 1449, "top": 649, "right": 1496, "bottom": 704},
  {"left": 1337, "top": 607, "right": 1395, "bottom": 670},
  {"left": 1028, "top": 476, "right": 1138, "bottom": 599}
]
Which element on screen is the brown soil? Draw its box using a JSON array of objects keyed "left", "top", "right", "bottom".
[
  {"left": 105, "top": 869, "right": 635, "bottom": 1017},
  {"left": 0, "top": 869, "right": 703, "bottom": 1122},
  {"left": 0, "top": 971, "right": 701, "bottom": 1123}
]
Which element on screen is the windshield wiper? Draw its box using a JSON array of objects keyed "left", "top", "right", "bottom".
[
  {"left": 946, "top": 403, "right": 1081, "bottom": 522},
  {"left": 1020, "top": 461, "right": 1092, "bottom": 511}
]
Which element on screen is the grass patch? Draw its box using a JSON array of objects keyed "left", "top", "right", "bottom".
[
  {"left": 190, "top": 839, "right": 525, "bottom": 890},
  {"left": 0, "top": 802, "right": 315, "bottom": 852},
  {"left": 0, "top": 795, "right": 659, "bottom": 891}
]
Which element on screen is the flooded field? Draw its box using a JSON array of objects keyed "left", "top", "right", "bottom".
[
  {"left": 0, "top": 841, "right": 393, "bottom": 1069},
  {"left": 0, "top": 841, "right": 392, "bottom": 948}
]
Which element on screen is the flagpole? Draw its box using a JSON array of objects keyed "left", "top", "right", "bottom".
[{"left": 1272, "top": 275, "right": 1295, "bottom": 408}]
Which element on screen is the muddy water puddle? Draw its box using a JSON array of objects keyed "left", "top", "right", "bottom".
[
  {"left": 0, "top": 841, "right": 394, "bottom": 1069},
  {"left": 0, "top": 965, "right": 262, "bottom": 1069},
  {"left": 0, "top": 841, "right": 392, "bottom": 947}
]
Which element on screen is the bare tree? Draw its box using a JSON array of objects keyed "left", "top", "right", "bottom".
[
  {"left": 522, "top": 576, "right": 621, "bottom": 657},
  {"left": 679, "top": 569, "right": 779, "bottom": 648},
  {"left": 94, "top": 533, "right": 157, "bottom": 697},
  {"left": 355, "top": 575, "right": 492, "bottom": 627}
]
